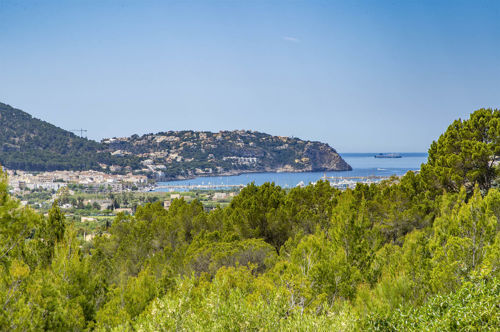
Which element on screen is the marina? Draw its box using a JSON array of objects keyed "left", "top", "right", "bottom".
[
  {"left": 154, "top": 174, "right": 394, "bottom": 191},
  {"left": 154, "top": 153, "right": 427, "bottom": 192}
]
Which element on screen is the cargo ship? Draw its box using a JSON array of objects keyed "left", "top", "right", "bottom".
[{"left": 374, "top": 153, "right": 402, "bottom": 158}]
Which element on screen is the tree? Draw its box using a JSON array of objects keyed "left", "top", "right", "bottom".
[
  {"left": 422, "top": 108, "right": 500, "bottom": 195},
  {"left": 429, "top": 187, "right": 498, "bottom": 292},
  {"left": 46, "top": 201, "right": 66, "bottom": 243},
  {"left": 330, "top": 190, "right": 378, "bottom": 274}
]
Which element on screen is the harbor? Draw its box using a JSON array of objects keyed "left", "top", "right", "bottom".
[
  {"left": 153, "top": 153, "right": 427, "bottom": 192},
  {"left": 154, "top": 174, "right": 402, "bottom": 191}
]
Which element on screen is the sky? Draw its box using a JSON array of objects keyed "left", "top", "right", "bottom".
[{"left": 1, "top": 0, "right": 499, "bottom": 152}]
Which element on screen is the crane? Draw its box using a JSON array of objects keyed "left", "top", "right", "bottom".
[{"left": 70, "top": 129, "right": 88, "bottom": 138}]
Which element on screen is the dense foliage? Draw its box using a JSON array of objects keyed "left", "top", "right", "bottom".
[
  {"left": 422, "top": 108, "right": 499, "bottom": 195},
  {"left": 0, "top": 102, "right": 140, "bottom": 171},
  {"left": 0, "top": 109, "right": 498, "bottom": 331}
]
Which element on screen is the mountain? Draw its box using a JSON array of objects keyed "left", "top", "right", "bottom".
[
  {"left": 0, "top": 102, "right": 140, "bottom": 171},
  {"left": 102, "top": 130, "right": 352, "bottom": 180},
  {"left": 0, "top": 102, "right": 351, "bottom": 178}
]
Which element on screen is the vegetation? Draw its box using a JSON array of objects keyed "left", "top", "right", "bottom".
[
  {"left": 104, "top": 130, "right": 351, "bottom": 180},
  {"left": 422, "top": 108, "right": 499, "bottom": 195},
  {"left": 0, "top": 102, "right": 139, "bottom": 171},
  {"left": 0, "top": 101, "right": 350, "bottom": 178},
  {"left": 0, "top": 108, "right": 498, "bottom": 331}
]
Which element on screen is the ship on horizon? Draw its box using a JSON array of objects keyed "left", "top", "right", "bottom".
[{"left": 374, "top": 153, "right": 402, "bottom": 158}]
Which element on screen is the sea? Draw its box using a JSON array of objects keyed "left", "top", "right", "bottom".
[{"left": 155, "top": 153, "right": 428, "bottom": 192}]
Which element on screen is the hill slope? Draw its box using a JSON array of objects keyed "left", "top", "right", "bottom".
[
  {"left": 0, "top": 102, "right": 351, "bottom": 178},
  {"left": 103, "top": 130, "right": 352, "bottom": 180},
  {"left": 0, "top": 102, "right": 139, "bottom": 171}
]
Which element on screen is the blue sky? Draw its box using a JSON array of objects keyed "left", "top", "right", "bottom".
[{"left": 1, "top": 0, "right": 499, "bottom": 152}]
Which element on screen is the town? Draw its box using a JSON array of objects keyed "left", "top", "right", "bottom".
[
  {"left": 4, "top": 168, "right": 240, "bottom": 242},
  {"left": 6, "top": 168, "right": 150, "bottom": 193}
]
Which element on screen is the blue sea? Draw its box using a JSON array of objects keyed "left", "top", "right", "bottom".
[{"left": 155, "top": 153, "right": 428, "bottom": 191}]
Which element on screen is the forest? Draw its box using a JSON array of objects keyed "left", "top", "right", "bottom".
[
  {"left": 0, "top": 102, "right": 141, "bottom": 172},
  {"left": 0, "top": 108, "right": 499, "bottom": 331}
]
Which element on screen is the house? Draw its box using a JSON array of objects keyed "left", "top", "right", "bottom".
[{"left": 213, "top": 192, "right": 228, "bottom": 200}]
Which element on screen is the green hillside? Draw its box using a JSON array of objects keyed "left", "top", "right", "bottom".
[{"left": 0, "top": 102, "right": 140, "bottom": 171}]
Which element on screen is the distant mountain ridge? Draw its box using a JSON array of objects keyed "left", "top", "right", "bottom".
[{"left": 0, "top": 102, "right": 351, "bottom": 178}]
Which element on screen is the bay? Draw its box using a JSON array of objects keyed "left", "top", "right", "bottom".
[{"left": 155, "top": 152, "right": 428, "bottom": 191}]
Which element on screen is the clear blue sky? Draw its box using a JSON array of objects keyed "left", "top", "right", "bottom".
[{"left": 1, "top": 0, "right": 499, "bottom": 152}]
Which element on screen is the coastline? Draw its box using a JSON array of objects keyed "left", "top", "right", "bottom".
[
  {"left": 158, "top": 165, "right": 353, "bottom": 182},
  {"left": 152, "top": 153, "right": 428, "bottom": 191}
]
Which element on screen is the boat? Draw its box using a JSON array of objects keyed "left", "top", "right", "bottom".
[{"left": 374, "top": 153, "right": 402, "bottom": 158}]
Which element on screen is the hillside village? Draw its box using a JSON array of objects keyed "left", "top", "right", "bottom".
[{"left": 102, "top": 130, "right": 351, "bottom": 180}]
